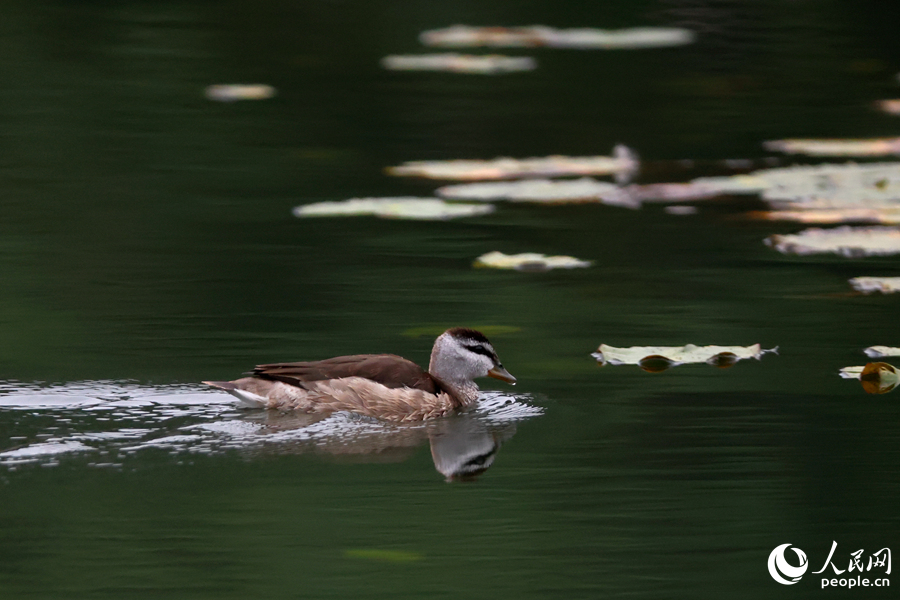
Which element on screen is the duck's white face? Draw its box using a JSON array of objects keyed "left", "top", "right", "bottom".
[{"left": 429, "top": 329, "right": 516, "bottom": 386}]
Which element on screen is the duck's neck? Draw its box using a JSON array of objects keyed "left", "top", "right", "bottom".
[
  {"left": 431, "top": 374, "right": 480, "bottom": 407},
  {"left": 428, "top": 357, "right": 480, "bottom": 407}
]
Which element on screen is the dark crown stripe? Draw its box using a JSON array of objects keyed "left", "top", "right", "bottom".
[{"left": 462, "top": 343, "right": 496, "bottom": 360}]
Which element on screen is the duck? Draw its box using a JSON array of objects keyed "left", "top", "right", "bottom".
[{"left": 203, "top": 327, "right": 516, "bottom": 422}]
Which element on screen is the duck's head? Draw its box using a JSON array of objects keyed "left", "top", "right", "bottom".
[{"left": 428, "top": 328, "right": 516, "bottom": 395}]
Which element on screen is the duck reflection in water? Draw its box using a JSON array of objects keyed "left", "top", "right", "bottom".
[{"left": 239, "top": 395, "right": 538, "bottom": 481}]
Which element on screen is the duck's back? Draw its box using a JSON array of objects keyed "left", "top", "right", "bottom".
[{"left": 252, "top": 354, "right": 440, "bottom": 393}]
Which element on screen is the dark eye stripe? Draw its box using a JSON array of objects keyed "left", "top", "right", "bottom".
[{"left": 462, "top": 343, "right": 496, "bottom": 360}]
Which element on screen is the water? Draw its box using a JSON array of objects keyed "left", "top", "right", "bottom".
[{"left": 1, "top": 1, "right": 899, "bottom": 598}]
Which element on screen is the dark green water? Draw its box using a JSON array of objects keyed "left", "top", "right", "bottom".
[{"left": 1, "top": 1, "right": 899, "bottom": 598}]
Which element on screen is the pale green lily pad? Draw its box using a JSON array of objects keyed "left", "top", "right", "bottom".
[
  {"left": 435, "top": 178, "right": 630, "bottom": 206},
  {"left": 344, "top": 549, "right": 424, "bottom": 562},
  {"left": 864, "top": 345, "right": 900, "bottom": 358},
  {"left": 402, "top": 325, "right": 522, "bottom": 338},
  {"left": 435, "top": 178, "right": 721, "bottom": 208},
  {"left": 839, "top": 362, "right": 900, "bottom": 394},
  {"left": 592, "top": 343, "right": 774, "bottom": 371},
  {"left": 850, "top": 277, "right": 900, "bottom": 294},
  {"left": 474, "top": 251, "right": 591, "bottom": 271},
  {"left": 205, "top": 84, "right": 276, "bottom": 101},
  {"left": 419, "top": 25, "right": 695, "bottom": 49},
  {"left": 764, "top": 137, "right": 900, "bottom": 157},
  {"left": 765, "top": 226, "right": 900, "bottom": 257},
  {"left": 755, "top": 207, "right": 900, "bottom": 224},
  {"left": 387, "top": 146, "right": 637, "bottom": 181},
  {"left": 292, "top": 197, "right": 494, "bottom": 220},
  {"left": 381, "top": 53, "right": 536, "bottom": 74},
  {"left": 876, "top": 99, "right": 900, "bottom": 115}
]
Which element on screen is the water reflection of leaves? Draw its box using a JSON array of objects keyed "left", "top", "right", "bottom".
[
  {"left": 381, "top": 53, "right": 536, "bottom": 74},
  {"left": 592, "top": 343, "right": 776, "bottom": 372},
  {"left": 840, "top": 362, "right": 900, "bottom": 394},
  {"left": 764, "top": 137, "right": 900, "bottom": 157},
  {"left": 419, "top": 25, "right": 695, "bottom": 50},
  {"left": 387, "top": 146, "right": 637, "bottom": 181}
]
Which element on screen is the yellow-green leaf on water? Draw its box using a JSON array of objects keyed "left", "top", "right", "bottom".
[
  {"left": 344, "top": 549, "right": 424, "bottom": 562},
  {"left": 381, "top": 53, "right": 536, "bottom": 74},
  {"left": 402, "top": 325, "right": 521, "bottom": 338},
  {"left": 474, "top": 251, "right": 591, "bottom": 271},
  {"left": 592, "top": 343, "right": 775, "bottom": 371},
  {"left": 292, "top": 198, "right": 494, "bottom": 220},
  {"left": 850, "top": 277, "right": 900, "bottom": 294},
  {"left": 419, "top": 25, "right": 695, "bottom": 49}
]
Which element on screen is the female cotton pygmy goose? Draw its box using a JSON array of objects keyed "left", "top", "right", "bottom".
[{"left": 204, "top": 328, "right": 516, "bottom": 422}]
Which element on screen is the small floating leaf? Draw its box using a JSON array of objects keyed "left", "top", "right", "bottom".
[
  {"left": 875, "top": 99, "right": 900, "bottom": 115},
  {"left": 419, "top": 25, "right": 695, "bottom": 49},
  {"left": 344, "top": 549, "right": 424, "bottom": 562},
  {"left": 205, "top": 84, "right": 276, "bottom": 102},
  {"left": 436, "top": 178, "right": 721, "bottom": 208},
  {"left": 765, "top": 226, "right": 900, "bottom": 257},
  {"left": 436, "top": 177, "right": 629, "bottom": 205},
  {"left": 841, "top": 362, "right": 900, "bottom": 394},
  {"left": 474, "top": 251, "right": 591, "bottom": 271},
  {"left": 387, "top": 146, "right": 637, "bottom": 181},
  {"left": 592, "top": 343, "right": 774, "bottom": 369},
  {"left": 292, "top": 197, "right": 494, "bottom": 220},
  {"left": 864, "top": 345, "right": 900, "bottom": 358},
  {"left": 381, "top": 53, "right": 536, "bottom": 74},
  {"left": 849, "top": 276, "right": 900, "bottom": 294},
  {"left": 764, "top": 137, "right": 900, "bottom": 157},
  {"left": 753, "top": 208, "right": 900, "bottom": 224}
]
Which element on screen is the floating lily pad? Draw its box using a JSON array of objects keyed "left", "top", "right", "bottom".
[
  {"left": 436, "top": 178, "right": 630, "bottom": 205},
  {"left": 864, "top": 345, "right": 900, "bottom": 358},
  {"left": 753, "top": 208, "right": 900, "bottom": 224},
  {"left": 765, "top": 226, "right": 900, "bottom": 257},
  {"left": 875, "top": 99, "right": 900, "bottom": 115},
  {"left": 839, "top": 362, "right": 899, "bottom": 394},
  {"left": 380, "top": 53, "right": 536, "bottom": 74},
  {"left": 292, "top": 197, "right": 494, "bottom": 220},
  {"left": 435, "top": 177, "right": 721, "bottom": 208},
  {"left": 474, "top": 251, "right": 591, "bottom": 271},
  {"left": 204, "top": 84, "right": 276, "bottom": 102},
  {"left": 592, "top": 343, "right": 775, "bottom": 371},
  {"left": 387, "top": 146, "right": 637, "bottom": 181},
  {"left": 764, "top": 137, "right": 900, "bottom": 157},
  {"left": 849, "top": 276, "right": 900, "bottom": 294},
  {"left": 419, "top": 25, "right": 695, "bottom": 49},
  {"left": 344, "top": 549, "right": 424, "bottom": 562}
]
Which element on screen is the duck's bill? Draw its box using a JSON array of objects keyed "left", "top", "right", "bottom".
[{"left": 488, "top": 365, "right": 517, "bottom": 385}]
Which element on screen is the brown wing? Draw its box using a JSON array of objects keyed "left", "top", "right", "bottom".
[{"left": 251, "top": 354, "right": 439, "bottom": 394}]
